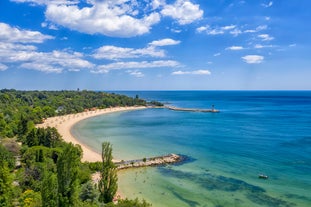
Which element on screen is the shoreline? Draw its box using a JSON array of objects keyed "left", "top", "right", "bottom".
[{"left": 36, "top": 106, "right": 147, "bottom": 162}]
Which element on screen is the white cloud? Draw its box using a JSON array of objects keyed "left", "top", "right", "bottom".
[
  {"left": 254, "top": 44, "right": 274, "bottom": 49},
  {"left": 240, "top": 25, "right": 267, "bottom": 34},
  {"left": 14, "top": 0, "right": 203, "bottom": 37},
  {"left": 258, "top": 34, "right": 274, "bottom": 41},
  {"left": 0, "top": 63, "right": 8, "bottom": 71},
  {"left": 262, "top": 1, "right": 273, "bottom": 8},
  {"left": 20, "top": 62, "right": 63, "bottom": 73},
  {"left": 94, "top": 60, "right": 180, "bottom": 73},
  {"left": 149, "top": 38, "right": 180, "bottom": 47},
  {"left": 0, "top": 42, "right": 37, "bottom": 51},
  {"left": 214, "top": 53, "right": 221, "bottom": 57},
  {"left": 11, "top": 0, "right": 79, "bottom": 6},
  {"left": 256, "top": 25, "right": 268, "bottom": 31},
  {"left": 0, "top": 22, "right": 53, "bottom": 43},
  {"left": 161, "top": 0, "right": 203, "bottom": 25},
  {"left": 197, "top": 25, "right": 238, "bottom": 36},
  {"left": 93, "top": 38, "right": 180, "bottom": 60},
  {"left": 172, "top": 69, "right": 211, "bottom": 75},
  {"left": 242, "top": 55, "right": 264, "bottom": 64},
  {"left": 196, "top": 26, "right": 207, "bottom": 33},
  {"left": 171, "top": 28, "right": 182, "bottom": 33},
  {"left": 41, "top": 22, "right": 58, "bottom": 30},
  {"left": 45, "top": 2, "right": 161, "bottom": 37},
  {"left": 222, "top": 25, "right": 236, "bottom": 30},
  {"left": 0, "top": 41, "right": 94, "bottom": 73},
  {"left": 93, "top": 45, "right": 165, "bottom": 60},
  {"left": 127, "top": 70, "right": 144, "bottom": 77},
  {"left": 226, "top": 46, "right": 244, "bottom": 50},
  {"left": 230, "top": 28, "right": 242, "bottom": 36}
]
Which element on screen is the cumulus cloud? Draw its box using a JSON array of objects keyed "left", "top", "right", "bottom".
[
  {"left": 45, "top": 2, "right": 161, "bottom": 37},
  {"left": 0, "top": 22, "right": 53, "bottom": 43},
  {"left": 226, "top": 46, "right": 244, "bottom": 51},
  {"left": 258, "top": 34, "right": 274, "bottom": 41},
  {"left": 93, "top": 38, "right": 180, "bottom": 60},
  {"left": 161, "top": 0, "right": 203, "bottom": 25},
  {"left": 93, "top": 45, "right": 165, "bottom": 60},
  {"left": 242, "top": 55, "right": 264, "bottom": 64},
  {"left": 11, "top": 0, "right": 79, "bottom": 5},
  {"left": 149, "top": 38, "right": 181, "bottom": 47},
  {"left": 20, "top": 62, "right": 63, "bottom": 73},
  {"left": 13, "top": 0, "right": 204, "bottom": 37},
  {"left": 127, "top": 70, "right": 144, "bottom": 77},
  {"left": 0, "top": 41, "right": 94, "bottom": 73},
  {"left": 172, "top": 69, "right": 211, "bottom": 75},
  {"left": 93, "top": 60, "right": 180, "bottom": 73},
  {"left": 196, "top": 26, "right": 207, "bottom": 33},
  {"left": 196, "top": 25, "right": 237, "bottom": 35},
  {"left": 0, "top": 63, "right": 8, "bottom": 71}
]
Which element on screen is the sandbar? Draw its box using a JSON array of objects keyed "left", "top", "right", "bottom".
[{"left": 36, "top": 106, "right": 147, "bottom": 162}]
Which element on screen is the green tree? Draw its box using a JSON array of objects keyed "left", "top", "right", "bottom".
[
  {"left": 19, "top": 189, "right": 42, "bottom": 207},
  {"left": 98, "top": 142, "right": 118, "bottom": 203},
  {"left": 0, "top": 144, "right": 15, "bottom": 169},
  {"left": 79, "top": 181, "right": 98, "bottom": 204},
  {"left": 25, "top": 128, "right": 39, "bottom": 147},
  {"left": 57, "top": 143, "right": 81, "bottom": 207},
  {"left": 0, "top": 160, "right": 13, "bottom": 206},
  {"left": 17, "top": 114, "right": 29, "bottom": 140},
  {"left": 106, "top": 198, "right": 152, "bottom": 207},
  {"left": 41, "top": 171, "right": 58, "bottom": 207},
  {"left": 0, "top": 113, "right": 7, "bottom": 137}
]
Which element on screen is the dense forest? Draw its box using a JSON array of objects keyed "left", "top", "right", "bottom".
[{"left": 0, "top": 90, "right": 152, "bottom": 207}]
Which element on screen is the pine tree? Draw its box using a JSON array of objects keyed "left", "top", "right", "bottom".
[{"left": 98, "top": 142, "right": 118, "bottom": 203}]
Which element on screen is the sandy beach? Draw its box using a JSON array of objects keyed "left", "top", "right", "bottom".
[{"left": 36, "top": 106, "right": 147, "bottom": 162}]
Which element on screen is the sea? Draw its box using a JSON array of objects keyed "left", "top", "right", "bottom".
[{"left": 71, "top": 91, "right": 311, "bottom": 207}]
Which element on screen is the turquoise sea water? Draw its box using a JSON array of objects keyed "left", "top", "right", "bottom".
[{"left": 72, "top": 91, "right": 311, "bottom": 207}]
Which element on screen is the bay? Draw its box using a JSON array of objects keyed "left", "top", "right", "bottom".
[{"left": 72, "top": 91, "right": 311, "bottom": 207}]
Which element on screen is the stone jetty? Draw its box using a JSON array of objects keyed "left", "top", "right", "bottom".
[
  {"left": 165, "top": 106, "right": 219, "bottom": 113},
  {"left": 115, "top": 153, "right": 182, "bottom": 170}
]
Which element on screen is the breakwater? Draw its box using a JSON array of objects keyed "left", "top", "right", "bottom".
[
  {"left": 165, "top": 106, "right": 219, "bottom": 113},
  {"left": 115, "top": 153, "right": 182, "bottom": 170}
]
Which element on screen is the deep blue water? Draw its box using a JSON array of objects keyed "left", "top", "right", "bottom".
[{"left": 73, "top": 91, "right": 311, "bottom": 207}]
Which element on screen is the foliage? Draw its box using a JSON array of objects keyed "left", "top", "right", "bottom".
[
  {"left": 41, "top": 170, "right": 58, "bottom": 207},
  {"left": 86, "top": 161, "right": 102, "bottom": 172},
  {"left": 25, "top": 127, "right": 62, "bottom": 148},
  {"left": 79, "top": 181, "right": 98, "bottom": 204},
  {"left": 0, "top": 90, "right": 159, "bottom": 206},
  {"left": 0, "top": 89, "right": 147, "bottom": 138},
  {"left": 57, "top": 143, "right": 82, "bottom": 207},
  {"left": 0, "top": 144, "right": 15, "bottom": 170},
  {"left": 148, "top": 100, "right": 164, "bottom": 107},
  {"left": 19, "top": 189, "right": 42, "bottom": 207},
  {"left": 106, "top": 198, "right": 152, "bottom": 207},
  {"left": 98, "top": 142, "right": 118, "bottom": 203},
  {"left": 0, "top": 159, "right": 13, "bottom": 207}
]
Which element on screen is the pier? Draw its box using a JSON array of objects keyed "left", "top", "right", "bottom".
[
  {"left": 115, "top": 153, "right": 182, "bottom": 170},
  {"left": 165, "top": 106, "right": 219, "bottom": 113}
]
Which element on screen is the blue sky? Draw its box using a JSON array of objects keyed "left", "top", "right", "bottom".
[{"left": 0, "top": 0, "right": 310, "bottom": 90}]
